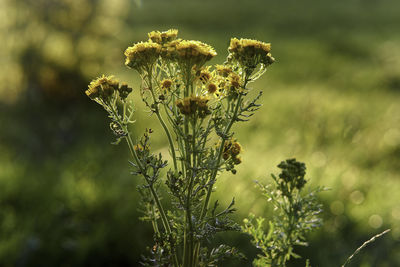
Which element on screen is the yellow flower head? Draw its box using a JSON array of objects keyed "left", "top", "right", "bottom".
[
  {"left": 197, "top": 67, "right": 212, "bottom": 84},
  {"left": 228, "top": 72, "right": 241, "bottom": 89},
  {"left": 148, "top": 29, "right": 179, "bottom": 44},
  {"left": 174, "top": 40, "right": 217, "bottom": 66},
  {"left": 124, "top": 41, "right": 162, "bottom": 71},
  {"left": 228, "top": 38, "right": 274, "bottom": 68},
  {"left": 86, "top": 75, "right": 119, "bottom": 100}
]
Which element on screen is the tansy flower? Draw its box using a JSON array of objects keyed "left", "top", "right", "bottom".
[
  {"left": 174, "top": 40, "right": 217, "bottom": 67},
  {"left": 228, "top": 72, "right": 241, "bottom": 89},
  {"left": 207, "top": 83, "right": 218, "bottom": 94},
  {"left": 124, "top": 41, "right": 162, "bottom": 72},
  {"left": 228, "top": 38, "right": 274, "bottom": 68},
  {"left": 148, "top": 29, "right": 178, "bottom": 44},
  {"left": 175, "top": 95, "right": 211, "bottom": 118},
  {"left": 86, "top": 75, "right": 119, "bottom": 100},
  {"left": 215, "top": 64, "right": 232, "bottom": 77},
  {"left": 220, "top": 72, "right": 242, "bottom": 99},
  {"left": 161, "top": 79, "right": 173, "bottom": 91},
  {"left": 197, "top": 67, "right": 212, "bottom": 84},
  {"left": 222, "top": 139, "right": 243, "bottom": 164}
]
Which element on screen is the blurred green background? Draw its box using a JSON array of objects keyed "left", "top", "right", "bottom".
[{"left": 1, "top": 0, "right": 399, "bottom": 266}]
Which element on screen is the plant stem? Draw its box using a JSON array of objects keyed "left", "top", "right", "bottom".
[
  {"left": 182, "top": 70, "right": 197, "bottom": 267},
  {"left": 199, "top": 93, "right": 243, "bottom": 221},
  {"left": 147, "top": 67, "right": 178, "bottom": 171},
  {"left": 109, "top": 104, "right": 179, "bottom": 266}
]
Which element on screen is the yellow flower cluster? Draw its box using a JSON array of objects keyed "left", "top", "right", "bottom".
[
  {"left": 148, "top": 29, "right": 179, "bottom": 44},
  {"left": 175, "top": 96, "right": 211, "bottom": 118},
  {"left": 222, "top": 139, "right": 242, "bottom": 165},
  {"left": 124, "top": 30, "right": 217, "bottom": 72},
  {"left": 194, "top": 65, "right": 242, "bottom": 98},
  {"left": 228, "top": 38, "right": 274, "bottom": 68},
  {"left": 169, "top": 40, "right": 217, "bottom": 67},
  {"left": 86, "top": 75, "right": 131, "bottom": 100},
  {"left": 124, "top": 42, "right": 162, "bottom": 71}
]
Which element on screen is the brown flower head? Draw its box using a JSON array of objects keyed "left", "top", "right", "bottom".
[{"left": 175, "top": 95, "right": 211, "bottom": 118}]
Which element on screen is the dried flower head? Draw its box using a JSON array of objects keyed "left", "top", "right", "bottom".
[
  {"left": 118, "top": 83, "right": 133, "bottom": 99},
  {"left": 228, "top": 38, "right": 275, "bottom": 68},
  {"left": 148, "top": 29, "right": 179, "bottom": 44},
  {"left": 124, "top": 41, "right": 162, "bottom": 72},
  {"left": 222, "top": 139, "right": 243, "bottom": 164}
]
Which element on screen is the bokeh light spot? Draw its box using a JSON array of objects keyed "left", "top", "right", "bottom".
[
  {"left": 350, "top": 190, "right": 365, "bottom": 205},
  {"left": 369, "top": 214, "right": 383, "bottom": 229}
]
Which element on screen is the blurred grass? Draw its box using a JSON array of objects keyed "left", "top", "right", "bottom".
[{"left": 1, "top": 0, "right": 400, "bottom": 266}]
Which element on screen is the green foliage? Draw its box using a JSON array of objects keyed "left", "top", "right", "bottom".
[{"left": 243, "top": 159, "right": 326, "bottom": 267}]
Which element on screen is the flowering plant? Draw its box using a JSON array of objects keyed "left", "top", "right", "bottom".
[{"left": 85, "top": 29, "right": 326, "bottom": 266}]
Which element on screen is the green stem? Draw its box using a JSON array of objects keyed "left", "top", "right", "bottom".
[
  {"left": 125, "top": 132, "right": 180, "bottom": 267},
  {"left": 147, "top": 67, "right": 178, "bottom": 171},
  {"left": 199, "top": 93, "right": 243, "bottom": 221},
  {"left": 194, "top": 76, "right": 249, "bottom": 260},
  {"left": 109, "top": 103, "right": 179, "bottom": 266},
  {"left": 183, "top": 71, "right": 195, "bottom": 267}
]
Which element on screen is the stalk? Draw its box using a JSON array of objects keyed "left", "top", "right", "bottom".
[
  {"left": 183, "top": 69, "right": 196, "bottom": 267},
  {"left": 146, "top": 66, "right": 178, "bottom": 171},
  {"left": 193, "top": 75, "right": 249, "bottom": 260},
  {"left": 109, "top": 104, "right": 179, "bottom": 266},
  {"left": 199, "top": 93, "right": 243, "bottom": 221}
]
